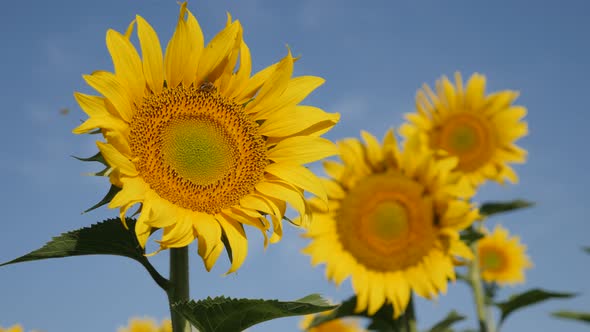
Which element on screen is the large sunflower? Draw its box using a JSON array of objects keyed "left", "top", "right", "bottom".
[
  {"left": 400, "top": 73, "right": 528, "bottom": 188},
  {"left": 73, "top": 3, "right": 339, "bottom": 272},
  {"left": 302, "top": 130, "right": 479, "bottom": 317},
  {"left": 477, "top": 225, "right": 532, "bottom": 285}
]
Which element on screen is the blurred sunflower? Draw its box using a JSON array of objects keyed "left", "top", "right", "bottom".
[
  {"left": 117, "top": 317, "right": 171, "bottom": 332},
  {"left": 0, "top": 325, "right": 23, "bottom": 332},
  {"left": 302, "top": 130, "right": 479, "bottom": 317},
  {"left": 400, "top": 73, "right": 527, "bottom": 188},
  {"left": 73, "top": 2, "right": 338, "bottom": 272},
  {"left": 477, "top": 225, "right": 532, "bottom": 285},
  {"left": 300, "top": 313, "right": 365, "bottom": 332}
]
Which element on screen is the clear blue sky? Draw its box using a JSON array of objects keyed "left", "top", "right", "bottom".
[{"left": 1, "top": 1, "right": 589, "bottom": 331}]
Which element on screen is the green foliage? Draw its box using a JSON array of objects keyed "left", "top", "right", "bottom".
[
  {"left": 583, "top": 247, "right": 590, "bottom": 255},
  {"left": 0, "top": 218, "right": 169, "bottom": 290},
  {"left": 495, "top": 288, "right": 576, "bottom": 325},
  {"left": 72, "top": 151, "right": 106, "bottom": 164},
  {"left": 479, "top": 199, "right": 534, "bottom": 217},
  {"left": 172, "top": 294, "right": 336, "bottom": 332},
  {"left": 83, "top": 184, "right": 121, "bottom": 214},
  {"left": 552, "top": 311, "right": 590, "bottom": 324},
  {"left": 428, "top": 310, "right": 466, "bottom": 332},
  {"left": 460, "top": 226, "right": 485, "bottom": 245}
]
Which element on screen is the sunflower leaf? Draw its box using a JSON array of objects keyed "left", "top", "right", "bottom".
[
  {"left": 83, "top": 184, "right": 121, "bottom": 214},
  {"left": 460, "top": 226, "right": 484, "bottom": 245},
  {"left": 495, "top": 288, "right": 576, "bottom": 325},
  {"left": 172, "top": 294, "right": 336, "bottom": 332},
  {"left": 428, "top": 310, "right": 466, "bottom": 332},
  {"left": 0, "top": 218, "right": 169, "bottom": 290},
  {"left": 551, "top": 311, "right": 590, "bottom": 324},
  {"left": 480, "top": 199, "right": 534, "bottom": 217}
]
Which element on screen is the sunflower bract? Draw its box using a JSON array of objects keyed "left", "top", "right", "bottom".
[{"left": 74, "top": 2, "right": 339, "bottom": 273}]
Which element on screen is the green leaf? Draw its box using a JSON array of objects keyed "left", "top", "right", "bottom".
[
  {"left": 72, "top": 151, "right": 106, "bottom": 164},
  {"left": 583, "top": 247, "right": 590, "bottom": 255},
  {"left": 0, "top": 218, "right": 169, "bottom": 290},
  {"left": 83, "top": 184, "right": 121, "bottom": 214},
  {"left": 428, "top": 310, "right": 466, "bottom": 332},
  {"left": 173, "top": 294, "right": 336, "bottom": 332},
  {"left": 480, "top": 199, "right": 534, "bottom": 217},
  {"left": 495, "top": 288, "right": 576, "bottom": 325},
  {"left": 552, "top": 311, "right": 590, "bottom": 324},
  {"left": 460, "top": 226, "right": 485, "bottom": 245},
  {"left": 309, "top": 296, "right": 403, "bottom": 331}
]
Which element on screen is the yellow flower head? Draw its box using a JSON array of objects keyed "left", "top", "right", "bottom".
[
  {"left": 73, "top": 3, "right": 339, "bottom": 272},
  {"left": 117, "top": 318, "right": 171, "bottom": 332},
  {"left": 300, "top": 312, "right": 365, "bottom": 332},
  {"left": 303, "top": 130, "right": 479, "bottom": 317},
  {"left": 0, "top": 325, "right": 23, "bottom": 332},
  {"left": 477, "top": 225, "right": 532, "bottom": 285},
  {"left": 400, "top": 73, "right": 528, "bottom": 189}
]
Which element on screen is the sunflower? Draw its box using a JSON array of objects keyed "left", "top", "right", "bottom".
[
  {"left": 400, "top": 73, "right": 527, "bottom": 189},
  {"left": 73, "top": 2, "right": 339, "bottom": 272},
  {"left": 300, "top": 313, "right": 365, "bottom": 332},
  {"left": 0, "top": 325, "right": 23, "bottom": 332},
  {"left": 302, "top": 130, "right": 479, "bottom": 317},
  {"left": 118, "top": 318, "right": 171, "bottom": 332},
  {"left": 477, "top": 225, "right": 532, "bottom": 285}
]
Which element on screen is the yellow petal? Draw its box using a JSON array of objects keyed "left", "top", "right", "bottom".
[
  {"left": 164, "top": 2, "right": 190, "bottom": 88},
  {"left": 217, "top": 214, "right": 248, "bottom": 274},
  {"left": 135, "top": 219, "right": 152, "bottom": 248},
  {"left": 192, "top": 212, "right": 222, "bottom": 266},
  {"left": 109, "top": 177, "right": 146, "bottom": 209},
  {"left": 195, "top": 20, "right": 241, "bottom": 85},
  {"left": 106, "top": 29, "right": 145, "bottom": 103},
  {"left": 268, "top": 136, "right": 337, "bottom": 165},
  {"left": 366, "top": 272, "right": 386, "bottom": 315},
  {"left": 160, "top": 210, "right": 194, "bottom": 248},
  {"left": 323, "top": 160, "right": 345, "bottom": 180},
  {"left": 96, "top": 141, "right": 138, "bottom": 176},
  {"left": 234, "top": 58, "right": 279, "bottom": 101},
  {"left": 465, "top": 73, "right": 486, "bottom": 110},
  {"left": 74, "top": 93, "right": 107, "bottom": 118},
  {"left": 265, "top": 163, "right": 327, "bottom": 202},
  {"left": 136, "top": 15, "right": 164, "bottom": 94},
  {"left": 183, "top": 8, "right": 205, "bottom": 85},
  {"left": 84, "top": 71, "right": 133, "bottom": 122},
  {"left": 361, "top": 130, "right": 383, "bottom": 169},
  {"left": 226, "top": 40, "right": 252, "bottom": 100},
  {"left": 254, "top": 76, "right": 324, "bottom": 120},
  {"left": 258, "top": 105, "right": 339, "bottom": 137},
  {"left": 245, "top": 50, "right": 293, "bottom": 116},
  {"left": 255, "top": 180, "right": 309, "bottom": 225}
]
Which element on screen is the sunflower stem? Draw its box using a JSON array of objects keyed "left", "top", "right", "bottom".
[
  {"left": 167, "top": 246, "right": 190, "bottom": 332},
  {"left": 468, "top": 243, "right": 493, "bottom": 332}
]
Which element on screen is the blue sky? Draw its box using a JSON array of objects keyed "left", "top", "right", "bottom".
[{"left": 1, "top": 0, "right": 589, "bottom": 331}]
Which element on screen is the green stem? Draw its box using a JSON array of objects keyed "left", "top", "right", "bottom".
[
  {"left": 167, "top": 247, "right": 190, "bottom": 332},
  {"left": 467, "top": 243, "right": 492, "bottom": 332},
  {"left": 406, "top": 295, "right": 418, "bottom": 332}
]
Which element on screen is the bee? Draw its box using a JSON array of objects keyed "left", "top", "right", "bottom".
[{"left": 199, "top": 81, "right": 216, "bottom": 92}]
